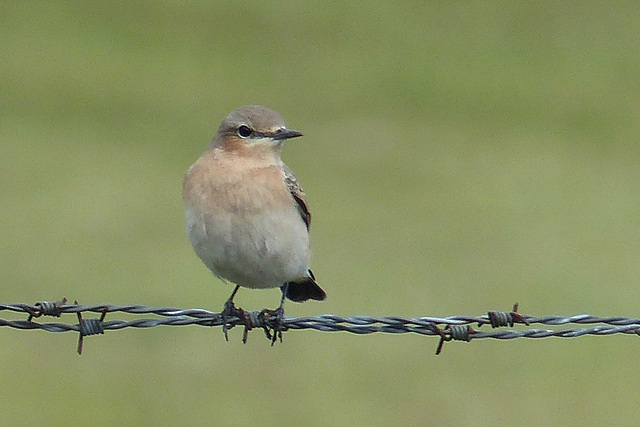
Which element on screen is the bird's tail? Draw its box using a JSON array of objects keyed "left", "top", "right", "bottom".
[{"left": 283, "top": 270, "right": 326, "bottom": 302}]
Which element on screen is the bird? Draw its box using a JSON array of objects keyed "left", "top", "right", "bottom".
[{"left": 182, "top": 105, "right": 326, "bottom": 340}]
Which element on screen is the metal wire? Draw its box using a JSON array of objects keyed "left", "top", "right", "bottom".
[{"left": 1, "top": 300, "right": 639, "bottom": 354}]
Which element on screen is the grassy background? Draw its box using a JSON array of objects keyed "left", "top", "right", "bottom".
[{"left": 2, "top": 1, "right": 640, "bottom": 425}]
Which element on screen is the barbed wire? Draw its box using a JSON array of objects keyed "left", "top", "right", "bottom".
[{"left": 1, "top": 300, "right": 638, "bottom": 355}]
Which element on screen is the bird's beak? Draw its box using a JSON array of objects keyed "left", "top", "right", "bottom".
[{"left": 271, "top": 128, "right": 303, "bottom": 140}]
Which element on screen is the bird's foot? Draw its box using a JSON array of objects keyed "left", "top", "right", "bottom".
[
  {"left": 259, "top": 306, "right": 286, "bottom": 346},
  {"left": 221, "top": 298, "right": 247, "bottom": 341}
]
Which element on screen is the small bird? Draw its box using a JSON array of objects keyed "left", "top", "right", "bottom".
[{"left": 183, "top": 105, "right": 326, "bottom": 338}]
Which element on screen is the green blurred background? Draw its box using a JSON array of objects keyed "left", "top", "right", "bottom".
[{"left": 2, "top": 1, "right": 640, "bottom": 425}]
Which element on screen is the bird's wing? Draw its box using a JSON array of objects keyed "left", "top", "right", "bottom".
[{"left": 283, "top": 164, "right": 311, "bottom": 230}]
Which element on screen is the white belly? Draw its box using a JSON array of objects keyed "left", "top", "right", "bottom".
[{"left": 186, "top": 206, "right": 310, "bottom": 289}]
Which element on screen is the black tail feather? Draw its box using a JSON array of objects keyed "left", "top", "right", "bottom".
[{"left": 282, "top": 270, "right": 326, "bottom": 303}]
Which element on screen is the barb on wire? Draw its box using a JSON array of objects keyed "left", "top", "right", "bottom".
[{"left": 0, "top": 300, "right": 639, "bottom": 355}]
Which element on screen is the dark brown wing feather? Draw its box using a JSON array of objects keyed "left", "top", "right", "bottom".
[
  {"left": 283, "top": 164, "right": 311, "bottom": 230},
  {"left": 281, "top": 165, "right": 326, "bottom": 302}
]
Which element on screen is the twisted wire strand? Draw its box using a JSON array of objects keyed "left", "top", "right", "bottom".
[
  {"left": 4, "top": 302, "right": 640, "bottom": 325},
  {"left": 1, "top": 301, "right": 639, "bottom": 354}
]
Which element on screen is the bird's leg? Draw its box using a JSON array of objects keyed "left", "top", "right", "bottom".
[
  {"left": 273, "top": 284, "right": 288, "bottom": 344},
  {"left": 260, "top": 284, "right": 288, "bottom": 345},
  {"left": 276, "top": 283, "right": 287, "bottom": 320},
  {"left": 221, "top": 285, "right": 244, "bottom": 341}
]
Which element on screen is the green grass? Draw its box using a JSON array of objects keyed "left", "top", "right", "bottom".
[{"left": 2, "top": 1, "right": 640, "bottom": 426}]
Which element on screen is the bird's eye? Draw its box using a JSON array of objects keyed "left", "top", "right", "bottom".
[{"left": 237, "top": 125, "right": 252, "bottom": 138}]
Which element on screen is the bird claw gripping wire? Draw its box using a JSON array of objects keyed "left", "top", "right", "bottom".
[
  {"left": 220, "top": 299, "right": 248, "bottom": 342},
  {"left": 219, "top": 299, "right": 288, "bottom": 345},
  {"left": 259, "top": 307, "right": 287, "bottom": 346}
]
